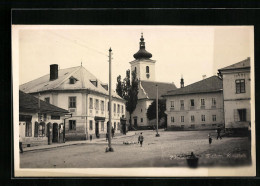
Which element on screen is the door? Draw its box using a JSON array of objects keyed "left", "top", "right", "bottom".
[
  {"left": 95, "top": 121, "right": 99, "bottom": 138},
  {"left": 52, "top": 123, "right": 58, "bottom": 142},
  {"left": 134, "top": 118, "right": 137, "bottom": 127}
]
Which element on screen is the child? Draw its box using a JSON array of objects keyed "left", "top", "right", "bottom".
[
  {"left": 208, "top": 134, "right": 212, "bottom": 144},
  {"left": 138, "top": 132, "right": 144, "bottom": 147}
]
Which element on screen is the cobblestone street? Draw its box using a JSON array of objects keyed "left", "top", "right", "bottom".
[{"left": 20, "top": 130, "right": 251, "bottom": 168}]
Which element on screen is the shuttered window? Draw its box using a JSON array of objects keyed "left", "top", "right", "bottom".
[
  {"left": 34, "top": 122, "right": 39, "bottom": 137},
  {"left": 25, "top": 122, "right": 32, "bottom": 137}
]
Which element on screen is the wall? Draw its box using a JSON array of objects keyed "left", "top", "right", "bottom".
[{"left": 165, "top": 92, "right": 224, "bottom": 130}]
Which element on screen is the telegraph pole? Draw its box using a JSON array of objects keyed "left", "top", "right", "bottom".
[
  {"left": 156, "top": 84, "right": 160, "bottom": 137},
  {"left": 107, "top": 48, "right": 114, "bottom": 152}
]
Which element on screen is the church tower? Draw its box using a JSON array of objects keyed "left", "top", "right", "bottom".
[{"left": 129, "top": 33, "right": 156, "bottom": 81}]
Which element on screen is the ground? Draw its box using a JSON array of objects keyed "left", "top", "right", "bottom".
[{"left": 20, "top": 130, "right": 251, "bottom": 168}]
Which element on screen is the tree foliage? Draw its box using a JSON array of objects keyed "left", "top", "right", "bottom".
[
  {"left": 116, "top": 70, "right": 139, "bottom": 127},
  {"left": 146, "top": 99, "right": 166, "bottom": 121}
]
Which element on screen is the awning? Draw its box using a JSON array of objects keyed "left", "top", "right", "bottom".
[{"left": 94, "top": 116, "right": 105, "bottom": 121}]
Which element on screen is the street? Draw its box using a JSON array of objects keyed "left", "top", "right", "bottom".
[{"left": 20, "top": 130, "right": 251, "bottom": 168}]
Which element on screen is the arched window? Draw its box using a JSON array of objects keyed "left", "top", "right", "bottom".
[
  {"left": 134, "top": 67, "right": 137, "bottom": 73},
  {"left": 146, "top": 66, "right": 149, "bottom": 73}
]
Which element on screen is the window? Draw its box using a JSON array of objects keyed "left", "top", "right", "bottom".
[
  {"left": 191, "top": 115, "right": 195, "bottom": 122},
  {"left": 69, "top": 120, "right": 76, "bottom": 130},
  {"left": 89, "top": 98, "right": 93, "bottom": 109},
  {"left": 101, "top": 121, "right": 104, "bottom": 131},
  {"left": 114, "top": 122, "right": 116, "bottom": 130},
  {"left": 43, "top": 113, "right": 47, "bottom": 122},
  {"left": 181, "top": 116, "right": 184, "bottom": 122},
  {"left": 25, "top": 122, "right": 32, "bottom": 137},
  {"left": 212, "top": 115, "right": 216, "bottom": 122},
  {"left": 141, "top": 118, "right": 143, "bottom": 123},
  {"left": 201, "top": 99, "right": 205, "bottom": 106},
  {"left": 69, "top": 97, "right": 76, "bottom": 108},
  {"left": 236, "top": 79, "right": 245, "bottom": 93},
  {"left": 89, "top": 120, "right": 93, "bottom": 130},
  {"left": 114, "top": 103, "right": 116, "bottom": 112},
  {"left": 70, "top": 78, "right": 75, "bottom": 84},
  {"left": 45, "top": 97, "right": 50, "bottom": 103},
  {"left": 171, "top": 117, "right": 174, "bottom": 123},
  {"left": 121, "top": 105, "right": 124, "bottom": 114},
  {"left": 170, "top": 101, "right": 174, "bottom": 108},
  {"left": 95, "top": 99, "right": 99, "bottom": 110},
  {"left": 238, "top": 109, "right": 246, "bottom": 121},
  {"left": 38, "top": 122, "right": 45, "bottom": 137},
  {"left": 180, "top": 100, "right": 184, "bottom": 109},
  {"left": 146, "top": 66, "right": 149, "bottom": 73},
  {"left": 190, "top": 99, "right": 194, "bottom": 107},
  {"left": 117, "top": 122, "right": 120, "bottom": 130},
  {"left": 117, "top": 104, "right": 120, "bottom": 113},
  {"left": 212, "top": 98, "right": 216, "bottom": 106},
  {"left": 134, "top": 67, "right": 137, "bottom": 73},
  {"left": 101, "top": 101, "right": 104, "bottom": 111},
  {"left": 201, "top": 115, "right": 205, "bottom": 122}
]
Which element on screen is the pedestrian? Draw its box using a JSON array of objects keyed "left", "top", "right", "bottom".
[
  {"left": 106, "top": 133, "right": 108, "bottom": 141},
  {"left": 208, "top": 134, "right": 212, "bottom": 144},
  {"left": 138, "top": 132, "right": 144, "bottom": 147},
  {"left": 112, "top": 127, "right": 115, "bottom": 138},
  {"left": 90, "top": 134, "right": 92, "bottom": 141},
  {"left": 217, "top": 127, "right": 222, "bottom": 140},
  {"left": 19, "top": 135, "right": 23, "bottom": 153}
]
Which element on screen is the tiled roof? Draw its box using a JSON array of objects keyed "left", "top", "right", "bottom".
[
  {"left": 19, "top": 90, "right": 69, "bottom": 114},
  {"left": 19, "top": 66, "right": 123, "bottom": 100},
  {"left": 163, "top": 76, "right": 223, "bottom": 96},
  {"left": 218, "top": 57, "right": 250, "bottom": 71},
  {"left": 139, "top": 81, "right": 177, "bottom": 99}
]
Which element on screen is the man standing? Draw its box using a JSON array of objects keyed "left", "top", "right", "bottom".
[
  {"left": 138, "top": 132, "right": 144, "bottom": 147},
  {"left": 217, "top": 127, "right": 222, "bottom": 140},
  {"left": 19, "top": 135, "right": 23, "bottom": 153}
]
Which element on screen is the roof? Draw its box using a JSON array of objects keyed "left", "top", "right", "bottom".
[
  {"left": 19, "top": 90, "right": 69, "bottom": 115},
  {"left": 163, "top": 76, "right": 223, "bottom": 96},
  {"left": 218, "top": 57, "right": 250, "bottom": 71},
  {"left": 139, "top": 80, "right": 177, "bottom": 99},
  {"left": 19, "top": 66, "right": 123, "bottom": 100}
]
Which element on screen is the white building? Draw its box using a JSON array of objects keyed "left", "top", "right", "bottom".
[
  {"left": 163, "top": 76, "right": 224, "bottom": 130},
  {"left": 20, "top": 64, "right": 126, "bottom": 141},
  {"left": 128, "top": 34, "right": 177, "bottom": 129},
  {"left": 218, "top": 57, "right": 251, "bottom": 132}
]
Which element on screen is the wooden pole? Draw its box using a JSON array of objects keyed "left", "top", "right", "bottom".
[
  {"left": 156, "top": 84, "right": 160, "bottom": 137},
  {"left": 108, "top": 48, "right": 114, "bottom": 151}
]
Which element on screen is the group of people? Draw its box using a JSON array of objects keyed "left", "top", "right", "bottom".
[{"left": 208, "top": 127, "right": 222, "bottom": 144}]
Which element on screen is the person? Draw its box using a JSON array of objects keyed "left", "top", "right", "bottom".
[
  {"left": 217, "top": 127, "right": 222, "bottom": 140},
  {"left": 138, "top": 132, "right": 144, "bottom": 147},
  {"left": 90, "top": 134, "right": 92, "bottom": 141},
  {"left": 111, "top": 127, "right": 115, "bottom": 138},
  {"left": 19, "top": 135, "right": 23, "bottom": 153},
  {"left": 106, "top": 133, "right": 108, "bottom": 141},
  {"left": 208, "top": 134, "right": 212, "bottom": 144}
]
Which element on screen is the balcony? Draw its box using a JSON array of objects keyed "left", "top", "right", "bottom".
[
  {"left": 190, "top": 106, "right": 194, "bottom": 110},
  {"left": 211, "top": 105, "right": 216, "bottom": 109},
  {"left": 68, "top": 108, "right": 77, "bottom": 113},
  {"left": 170, "top": 107, "right": 175, "bottom": 111},
  {"left": 180, "top": 106, "right": 184, "bottom": 110},
  {"left": 200, "top": 106, "right": 205, "bottom": 109}
]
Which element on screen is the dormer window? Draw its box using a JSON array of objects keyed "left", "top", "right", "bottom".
[
  {"left": 90, "top": 79, "right": 98, "bottom": 87},
  {"left": 101, "top": 83, "right": 108, "bottom": 91},
  {"left": 69, "top": 76, "right": 78, "bottom": 84}
]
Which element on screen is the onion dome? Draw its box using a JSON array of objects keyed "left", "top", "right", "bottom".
[{"left": 133, "top": 33, "right": 152, "bottom": 59}]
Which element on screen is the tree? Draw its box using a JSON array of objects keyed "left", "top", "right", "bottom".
[
  {"left": 146, "top": 99, "right": 166, "bottom": 127},
  {"left": 116, "top": 70, "right": 139, "bottom": 129}
]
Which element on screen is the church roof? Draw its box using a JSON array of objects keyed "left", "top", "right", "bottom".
[
  {"left": 218, "top": 57, "right": 250, "bottom": 71},
  {"left": 19, "top": 90, "right": 69, "bottom": 115},
  {"left": 133, "top": 33, "right": 153, "bottom": 60},
  {"left": 19, "top": 65, "right": 124, "bottom": 100},
  {"left": 163, "top": 76, "right": 223, "bottom": 97},
  {"left": 138, "top": 80, "right": 177, "bottom": 99}
]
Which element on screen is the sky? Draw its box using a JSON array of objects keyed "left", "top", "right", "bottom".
[{"left": 14, "top": 25, "right": 253, "bottom": 90}]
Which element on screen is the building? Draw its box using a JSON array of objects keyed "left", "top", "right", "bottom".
[
  {"left": 128, "top": 33, "right": 177, "bottom": 129},
  {"left": 19, "top": 90, "right": 69, "bottom": 147},
  {"left": 163, "top": 76, "right": 224, "bottom": 130},
  {"left": 218, "top": 57, "right": 251, "bottom": 132},
  {"left": 20, "top": 65, "right": 126, "bottom": 141}
]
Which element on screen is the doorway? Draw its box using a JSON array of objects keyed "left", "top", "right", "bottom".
[
  {"left": 134, "top": 118, "right": 138, "bottom": 127},
  {"left": 95, "top": 121, "right": 99, "bottom": 138},
  {"left": 52, "top": 123, "right": 59, "bottom": 142}
]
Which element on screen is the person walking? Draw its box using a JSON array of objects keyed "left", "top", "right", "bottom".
[
  {"left": 111, "top": 127, "right": 115, "bottom": 138},
  {"left": 208, "top": 134, "right": 212, "bottom": 144},
  {"left": 19, "top": 135, "right": 23, "bottom": 153},
  {"left": 217, "top": 127, "right": 222, "bottom": 140},
  {"left": 138, "top": 132, "right": 144, "bottom": 147}
]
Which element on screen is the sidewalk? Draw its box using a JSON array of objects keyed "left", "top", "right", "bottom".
[{"left": 23, "top": 131, "right": 136, "bottom": 152}]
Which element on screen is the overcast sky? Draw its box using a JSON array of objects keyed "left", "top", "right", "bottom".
[{"left": 14, "top": 25, "right": 253, "bottom": 90}]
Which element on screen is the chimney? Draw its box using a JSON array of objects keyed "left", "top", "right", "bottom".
[
  {"left": 202, "top": 75, "right": 207, "bottom": 80},
  {"left": 50, "top": 64, "right": 58, "bottom": 81},
  {"left": 180, "top": 76, "right": 184, "bottom": 88}
]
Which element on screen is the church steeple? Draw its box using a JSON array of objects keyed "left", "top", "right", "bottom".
[{"left": 133, "top": 33, "right": 152, "bottom": 59}]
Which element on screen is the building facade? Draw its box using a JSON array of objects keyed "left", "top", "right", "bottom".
[
  {"left": 19, "top": 90, "right": 69, "bottom": 147},
  {"left": 163, "top": 76, "right": 224, "bottom": 130},
  {"left": 20, "top": 65, "right": 126, "bottom": 141},
  {"left": 128, "top": 33, "right": 177, "bottom": 129},
  {"left": 218, "top": 57, "right": 251, "bottom": 131}
]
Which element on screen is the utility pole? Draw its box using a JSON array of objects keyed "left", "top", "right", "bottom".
[
  {"left": 107, "top": 48, "right": 114, "bottom": 152},
  {"left": 156, "top": 84, "right": 160, "bottom": 137}
]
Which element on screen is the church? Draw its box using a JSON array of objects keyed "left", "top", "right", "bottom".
[{"left": 128, "top": 34, "right": 177, "bottom": 129}]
